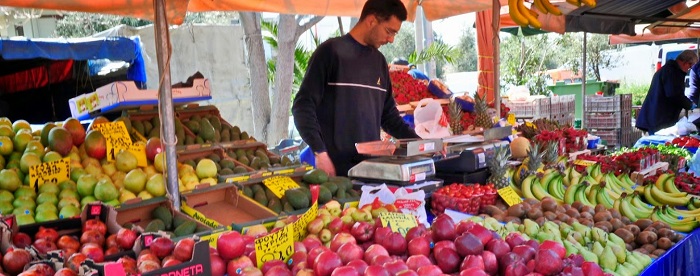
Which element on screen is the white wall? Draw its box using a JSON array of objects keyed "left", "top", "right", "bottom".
[{"left": 599, "top": 45, "right": 656, "bottom": 84}]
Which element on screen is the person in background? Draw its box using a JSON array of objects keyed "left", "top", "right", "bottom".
[
  {"left": 408, "top": 64, "right": 430, "bottom": 81},
  {"left": 687, "top": 60, "right": 700, "bottom": 107},
  {"left": 291, "top": 0, "right": 419, "bottom": 177},
  {"left": 637, "top": 50, "right": 698, "bottom": 134}
]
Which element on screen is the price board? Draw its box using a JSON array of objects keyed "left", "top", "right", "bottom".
[
  {"left": 127, "top": 142, "right": 148, "bottom": 167},
  {"left": 379, "top": 212, "right": 418, "bottom": 237},
  {"left": 262, "top": 176, "right": 301, "bottom": 198},
  {"left": 497, "top": 186, "right": 523, "bottom": 206},
  {"left": 255, "top": 224, "right": 294, "bottom": 269},
  {"left": 29, "top": 158, "right": 71, "bottom": 188},
  {"left": 573, "top": 159, "right": 597, "bottom": 167},
  {"left": 507, "top": 114, "right": 516, "bottom": 126},
  {"left": 93, "top": 121, "right": 133, "bottom": 161},
  {"left": 292, "top": 201, "right": 318, "bottom": 241}
]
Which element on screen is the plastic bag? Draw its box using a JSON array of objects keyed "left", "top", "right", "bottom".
[
  {"left": 413, "top": 98, "right": 451, "bottom": 139},
  {"left": 689, "top": 149, "right": 700, "bottom": 175},
  {"left": 358, "top": 184, "right": 429, "bottom": 227}
]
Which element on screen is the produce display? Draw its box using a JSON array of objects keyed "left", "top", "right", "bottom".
[
  {"left": 389, "top": 70, "right": 434, "bottom": 105},
  {"left": 430, "top": 183, "right": 498, "bottom": 215},
  {"left": 667, "top": 136, "right": 700, "bottom": 149}
]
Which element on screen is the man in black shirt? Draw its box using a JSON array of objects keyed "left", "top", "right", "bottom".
[{"left": 291, "top": 0, "right": 419, "bottom": 177}]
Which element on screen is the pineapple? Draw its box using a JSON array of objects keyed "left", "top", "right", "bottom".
[
  {"left": 448, "top": 99, "right": 464, "bottom": 134},
  {"left": 516, "top": 143, "right": 544, "bottom": 183},
  {"left": 487, "top": 146, "right": 511, "bottom": 189},
  {"left": 473, "top": 93, "right": 492, "bottom": 129},
  {"left": 543, "top": 142, "right": 560, "bottom": 169}
]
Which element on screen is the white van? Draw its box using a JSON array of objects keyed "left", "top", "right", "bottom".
[{"left": 655, "top": 43, "right": 697, "bottom": 71}]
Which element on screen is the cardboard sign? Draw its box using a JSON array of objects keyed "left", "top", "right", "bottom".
[
  {"left": 507, "top": 114, "right": 516, "bottom": 125},
  {"left": 226, "top": 175, "right": 250, "bottom": 183},
  {"left": 180, "top": 203, "right": 221, "bottom": 229},
  {"left": 255, "top": 224, "right": 294, "bottom": 269},
  {"left": 262, "top": 176, "right": 301, "bottom": 198},
  {"left": 379, "top": 212, "right": 418, "bottom": 236},
  {"left": 127, "top": 142, "right": 148, "bottom": 167},
  {"left": 29, "top": 158, "right": 71, "bottom": 188},
  {"left": 573, "top": 159, "right": 597, "bottom": 167},
  {"left": 292, "top": 201, "right": 318, "bottom": 241},
  {"left": 94, "top": 121, "right": 133, "bottom": 161},
  {"left": 497, "top": 186, "right": 523, "bottom": 206}
]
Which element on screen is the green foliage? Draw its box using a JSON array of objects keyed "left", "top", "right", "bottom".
[
  {"left": 407, "top": 42, "right": 459, "bottom": 67},
  {"left": 453, "top": 27, "right": 477, "bottom": 72},
  {"left": 261, "top": 19, "right": 315, "bottom": 97},
  {"left": 616, "top": 82, "right": 649, "bottom": 106},
  {"left": 379, "top": 23, "right": 459, "bottom": 78},
  {"left": 379, "top": 23, "right": 416, "bottom": 63}
]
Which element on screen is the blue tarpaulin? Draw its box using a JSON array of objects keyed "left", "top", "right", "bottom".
[{"left": 0, "top": 36, "right": 146, "bottom": 84}]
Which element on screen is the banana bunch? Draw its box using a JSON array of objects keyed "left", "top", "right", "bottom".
[
  {"left": 566, "top": 0, "right": 597, "bottom": 8},
  {"left": 508, "top": 0, "right": 542, "bottom": 29},
  {"left": 643, "top": 173, "right": 690, "bottom": 207},
  {"left": 652, "top": 206, "right": 700, "bottom": 232},
  {"left": 521, "top": 170, "right": 566, "bottom": 203}
]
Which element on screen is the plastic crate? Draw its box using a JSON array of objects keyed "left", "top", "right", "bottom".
[
  {"left": 505, "top": 97, "right": 551, "bottom": 119},
  {"left": 584, "top": 111, "right": 632, "bottom": 129},
  {"left": 561, "top": 94, "right": 575, "bottom": 115},
  {"left": 590, "top": 129, "right": 621, "bottom": 145},
  {"left": 585, "top": 94, "right": 632, "bottom": 112},
  {"left": 549, "top": 96, "right": 562, "bottom": 115}
]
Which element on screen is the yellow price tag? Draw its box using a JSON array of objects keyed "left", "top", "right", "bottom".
[
  {"left": 343, "top": 201, "right": 359, "bottom": 210},
  {"left": 497, "top": 186, "right": 523, "bottom": 206},
  {"left": 180, "top": 203, "right": 221, "bottom": 229},
  {"left": 573, "top": 159, "right": 597, "bottom": 167},
  {"left": 127, "top": 142, "right": 148, "bottom": 167},
  {"left": 525, "top": 122, "right": 536, "bottom": 129},
  {"left": 94, "top": 122, "right": 133, "bottom": 161},
  {"left": 255, "top": 224, "right": 294, "bottom": 269},
  {"left": 262, "top": 172, "right": 273, "bottom": 177},
  {"left": 262, "top": 176, "right": 301, "bottom": 198},
  {"left": 201, "top": 230, "right": 227, "bottom": 249},
  {"left": 227, "top": 176, "right": 250, "bottom": 183},
  {"left": 274, "top": 169, "right": 295, "bottom": 175},
  {"left": 379, "top": 212, "right": 418, "bottom": 237},
  {"left": 76, "top": 97, "right": 87, "bottom": 113},
  {"left": 29, "top": 158, "right": 71, "bottom": 188},
  {"left": 507, "top": 114, "right": 516, "bottom": 125},
  {"left": 292, "top": 201, "right": 318, "bottom": 241}
]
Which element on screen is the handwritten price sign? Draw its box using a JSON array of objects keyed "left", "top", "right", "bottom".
[
  {"left": 292, "top": 201, "right": 318, "bottom": 241},
  {"left": 127, "top": 142, "right": 148, "bottom": 167},
  {"left": 255, "top": 224, "right": 294, "bottom": 269},
  {"left": 93, "top": 121, "right": 133, "bottom": 161},
  {"left": 497, "top": 186, "right": 523, "bottom": 206},
  {"left": 379, "top": 212, "right": 418, "bottom": 237},
  {"left": 29, "top": 158, "right": 71, "bottom": 188},
  {"left": 573, "top": 159, "right": 597, "bottom": 167},
  {"left": 262, "top": 176, "right": 301, "bottom": 198}
]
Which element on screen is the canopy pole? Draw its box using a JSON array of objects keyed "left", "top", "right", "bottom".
[
  {"left": 154, "top": 0, "right": 180, "bottom": 210},
  {"left": 581, "top": 32, "right": 587, "bottom": 129},
  {"left": 492, "top": 0, "right": 501, "bottom": 117},
  {"left": 415, "top": 6, "right": 425, "bottom": 73}
]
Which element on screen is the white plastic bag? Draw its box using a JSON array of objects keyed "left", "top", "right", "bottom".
[
  {"left": 359, "top": 184, "right": 429, "bottom": 227},
  {"left": 359, "top": 184, "right": 396, "bottom": 207},
  {"left": 413, "top": 98, "right": 451, "bottom": 139}
]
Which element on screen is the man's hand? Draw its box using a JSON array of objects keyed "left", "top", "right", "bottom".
[{"left": 314, "top": 152, "right": 336, "bottom": 176}]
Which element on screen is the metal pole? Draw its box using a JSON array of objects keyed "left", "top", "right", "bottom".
[
  {"left": 424, "top": 20, "right": 436, "bottom": 78},
  {"left": 414, "top": 6, "right": 425, "bottom": 73},
  {"left": 154, "top": 0, "right": 180, "bottom": 210},
  {"left": 493, "top": 0, "right": 501, "bottom": 117},
  {"left": 581, "top": 32, "right": 587, "bottom": 129}
]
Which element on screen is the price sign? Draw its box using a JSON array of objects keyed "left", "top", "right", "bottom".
[
  {"left": 292, "top": 201, "right": 318, "bottom": 241},
  {"left": 379, "top": 212, "right": 418, "bottom": 237},
  {"left": 262, "top": 176, "right": 301, "bottom": 198},
  {"left": 255, "top": 224, "right": 294, "bottom": 269},
  {"left": 573, "top": 159, "right": 597, "bottom": 167},
  {"left": 507, "top": 114, "right": 516, "bottom": 126},
  {"left": 93, "top": 122, "right": 133, "bottom": 161},
  {"left": 127, "top": 142, "right": 148, "bottom": 167},
  {"left": 29, "top": 158, "right": 70, "bottom": 188},
  {"left": 497, "top": 186, "right": 523, "bottom": 206},
  {"left": 226, "top": 175, "right": 250, "bottom": 183},
  {"left": 76, "top": 97, "right": 87, "bottom": 113}
]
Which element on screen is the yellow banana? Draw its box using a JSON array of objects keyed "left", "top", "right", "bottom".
[
  {"left": 655, "top": 173, "right": 672, "bottom": 191},
  {"left": 564, "top": 182, "right": 580, "bottom": 205},
  {"left": 540, "top": 0, "right": 562, "bottom": 15},
  {"left": 532, "top": 178, "right": 560, "bottom": 203},
  {"left": 603, "top": 175, "right": 624, "bottom": 195},
  {"left": 580, "top": 0, "right": 596, "bottom": 8},
  {"left": 624, "top": 194, "right": 652, "bottom": 219},
  {"left": 630, "top": 192, "right": 655, "bottom": 212},
  {"left": 643, "top": 185, "right": 663, "bottom": 207},
  {"left": 587, "top": 184, "right": 599, "bottom": 205},
  {"left": 596, "top": 184, "right": 615, "bottom": 209},
  {"left": 522, "top": 174, "right": 537, "bottom": 200},
  {"left": 540, "top": 171, "right": 559, "bottom": 194},
  {"left": 653, "top": 207, "right": 699, "bottom": 232},
  {"left": 566, "top": 0, "right": 581, "bottom": 6},
  {"left": 508, "top": 0, "right": 530, "bottom": 27},
  {"left": 532, "top": 0, "right": 549, "bottom": 14},
  {"left": 516, "top": 0, "right": 541, "bottom": 28},
  {"left": 649, "top": 185, "right": 690, "bottom": 207},
  {"left": 549, "top": 175, "right": 566, "bottom": 201},
  {"left": 664, "top": 177, "right": 683, "bottom": 194},
  {"left": 575, "top": 183, "right": 595, "bottom": 207},
  {"left": 666, "top": 206, "right": 700, "bottom": 219}
]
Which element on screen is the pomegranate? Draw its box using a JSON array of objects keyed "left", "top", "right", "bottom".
[
  {"left": 80, "top": 243, "right": 105, "bottom": 262},
  {"left": 54, "top": 268, "right": 78, "bottom": 276},
  {"left": 106, "top": 234, "right": 118, "bottom": 249},
  {"left": 65, "top": 253, "right": 88, "bottom": 272},
  {"left": 80, "top": 230, "right": 105, "bottom": 247},
  {"left": 117, "top": 256, "right": 138, "bottom": 275},
  {"left": 12, "top": 232, "right": 32, "bottom": 248},
  {"left": 116, "top": 228, "right": 138, "bottom": 250},
  {"left": 173, "top": 238, "right": 195, "bottom": 262},
  {"left": 32, "top": 239, "right": 58, "bottom": 254},
  {"left": 150, "top": 237, "right": 175, "bottom": 259},
  {"left": 3, "top": 248, "right": 33, "bottom": 275},
  {"left": 83, "top": 219, "right": 107, "bottom": 236},
  {"left": 35, "top": 227, "right": 59, "bottom": 243},
  {"left": 57, "top": 236, "right": 80, "bottom": 253}
]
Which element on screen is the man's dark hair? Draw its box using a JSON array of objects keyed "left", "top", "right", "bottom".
[{"left": 359, "top": 0, "right": 408, "bottom": 22}]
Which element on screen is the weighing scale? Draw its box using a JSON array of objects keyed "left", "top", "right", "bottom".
[{"left": 348, "top": 139, "right": 442, "bottom": 185}]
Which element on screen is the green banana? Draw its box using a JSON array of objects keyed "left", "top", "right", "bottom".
[
  {"left": 548, "top": 175, "right": 566, "bottom": 201},
  {"left": 587, "top": 184, "right": 600, "bottom": 205},
  {"left": 564, "top": 182, "right": 580, "bottom": 205},
  {"left": 618, "top": 194, "right": 639, "bottom": 222},
  {"left": 596, "top": 183, "right": 615, "bottom": 209}
]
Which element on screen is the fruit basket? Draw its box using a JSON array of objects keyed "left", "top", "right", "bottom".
[{"left": 430, "top": 183, "right": 497, "bottom": 215}]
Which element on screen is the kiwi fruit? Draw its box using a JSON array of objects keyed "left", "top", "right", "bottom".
[
  {"left": 523, "top": 198, "right": 539, "bottom": 206},
  {"left": 651, "top": 221, "right": 670, "bottom": 230},
  {"left": 657, "top": 228, "right": 675, "bottom": 239},
  {"left": 614, "top": 228, "right": 635, "bottom": 244},
  {"left": 503, "top": 216, "right": 522, "bottom": 224},
  {"left": 526, "top": 208, "right": 543, "bottom": 220},
  {"left": 634, "top": 248, "right": 649, "bottom": 255},
  {"left": 594, "top": 204, "right": 607, "bottom": 213},
  {"left": 652, "top": 249, "right": 666, "bottom": 256},
  {"left": 579, "top": 212, "right": 593, "bottom": 220},
  {"left": 579, "top": 218, "right": 594, "bottom": 227},
  {"left": 507, "top": 204, "right": 526, "bottom": 218},
  {"left": 634, "top": 219, "right": 654, "bottom": 230},
  {"left": 641, "top": 243, "right": 657, "bottom": 253},
  {"left": 566, "top": 217, "right": 577, "bottom": 225},
  {"left": 540, "top": 198, "right": 557, "bottom": 212},
  {"left": 620, "top": 216, "right": 632, "bottom": 225},
  {"left": 543, "top": 211, "right": 557, "bottom": 221},
  {"left": 625, "top": 243, "right": 634, "bottom": 251},
  {"left": 609, "top": 209, "right": 622, "bottom": 220},
  {"left": 656, "top": 237, "right": 673, "bottom": 250},
  {"left": 571, "top": 201, "right": 583, "bottom": 211},
  {"left": 565, "top": 208, "right": 580, "bottom": 219},
  {"left": 556, "top": 213, "right": 571, "bottom": 223},
  {"left": 481, "top": 205, "right": 503, "bottom": 217},
  {"left": 644, "top": 227, "right": 658, "bottom": 235},
  {"left": 492, "top": 213, "right": 506, "bottom": 222},
  {"left": 609, "top": 218, "right": 625, "bottom": 232},
  {"left": 580, "top": 205, "right": 595, "bottom": 215},
  {"left": 672, "top": 233, "right": 684, "bottom": 243},
  {"left": 593, "top": 211, "right": 612, "bottom": 223},
  {"left": 624, "top": 224, "right": 642, "bottom": 237},
  {"left": 637, "top": 231, "right": 658, "bottom": 245},
  {"left": 555, "top": 205, "right": 567, "bottom": 214},
  {"left": 594, "top": 221, "right": 613, "bottom": 232}
]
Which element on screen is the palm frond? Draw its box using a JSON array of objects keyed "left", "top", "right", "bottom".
[
  {"left": 408, "top": 42, "right": 459, "bottom": 65},
  {"left": 267, "top": 59, "right": 276, "bottom": 84},
  {"left": 261, "top": 20, "right": 279, "bottom": 49}
]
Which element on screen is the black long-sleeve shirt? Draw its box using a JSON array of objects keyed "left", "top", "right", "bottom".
[
  {"left": 637, "top": 61, "right": 693, "bottom": 133},
  {"left": 291, "top": 34, "right": 419, "bottom": 176}
]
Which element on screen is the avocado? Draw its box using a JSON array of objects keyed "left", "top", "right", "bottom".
[
  {"left": 233, "top": 166, "right": 248, "bottom": 174},
  {"left": 207, "top": 154, "right": 221, "bottom": 163},
  {"left": 267, "top": 197, "right": 282, "bottom": 213},
  {"left": 321, "top": 182, "right": 338, "bottom": 194},
  {"left": 151, "top": 206, "right": 173, "bottom": 229},
  {"left": 144, "top": 219, "right": 166, "bottom": 232},
  {"left": 173, "top": 221, "right": 197, "bottom": 237},
  {"left": 209, "top": 116, "right": 222, "bottom": 131},
  {"left": 185, "top": 120, "right": 200, "bottom": 134},
  {"left": 242, "top": 186, "right": 254, "bottom": 198},
  {"left": 285, "top": 189, "right": 309, "bottom": 209},
  {"left": 318, "top": 186, "right": 332, "bottom": 204},
  {"left": 253, "top": 190, "right": 268, "bottom": 206},
  {"left": 199, "top": 118, "right": 216, "bottom": 141},
  {"left": 303, "top": 169, "right": 329, "bottom": 184},
  {"left": 173, "top": 214, "right": 189, "bottom": 229},
  {"left": 241, "top": 131, "right": 250, "bottom": 140}
]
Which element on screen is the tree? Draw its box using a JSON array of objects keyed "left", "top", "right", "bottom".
[
  {"left": 584, "top": 33, "right": 624, "bottom": 81},
  {"left": 453, "top": 26, "right": 477, "bottom": 72},
  {"left": 379, "top": 23, "right": 416, "bottom": 62},
  {"left": 379, "top": 23, "right": 458, "bottom": 78}
]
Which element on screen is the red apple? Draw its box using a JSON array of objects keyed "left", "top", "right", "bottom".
[
  {"left": 482, "top": 250, "right": 498, "bottom": 276},
  {"left": 466, "top": 223, "right": 493, "bottom": 245},
  {"left": 396, "top": 269, "right": 419, "bottom": 276},
  {"left": 210, "top": 253, "right": 226, "bottom": 276},
  {"left": 539, "top": 240, "right": 566, "bottom": 259},
  {"left": 173, "top": 238, "right": 196, "bottom": 262},
  {"left": 314, "top": 251, "right": 343, "bottom": 276},
  {"left": 504, "top": 262, "right": 529, "bottom": 276},
  {"left": 382, "top": 260, "right": 408, "bottom": 275},
  {"left": 294, "top": 241, "right": 307, "bottom": 254},
  {"left": 364, "top": 244, "right": 389, "bottom": 264},
  {"left": 434, "top": 247, "right": 460, "bottom": 274},
  {"left": 347, "top": 259, "right": 368, "bottom": 275},
  {"left": 534, "top": 249, "right": 563, "bottom": 275},
  {"left": 238, "top": 266, "right": 263, "bottom": 276},
  {"left": 505, "top": 232, "right": 526, "bottom": 249},
  {"left": 146, "top": 137, "right": 163, "bottom": 161},
  {"left": 337, "top": 243, "right": 364, "bottom": 265},
  {"left": 302, "top": 236, "right": 323, "bottom": 252},
  {"left": 416, "top": 265, "right": 443, "bottom": 276},
  {"left": 562, "top": 266, "right": 584, "bottom": 276},
  {"left": 407, "top": 235, "right": 431, "bottom": 256},
  {"left": 350, "top": 222, "right": 375, "bottom": 243},
  {"left": 581, "top": 261, "right": 604, "bottom": 276},
  {"left": 406, "top": 255, "right": 432, "bottom": 271},
  {"left": 292, "top": 262, "right": 308, "bottom": 275},
  {"left": 218, "top": 231, "right": 246, "bottom": 261},
  {"left": 454, "top": 232, "right": 483, "bottom": 257},
  {"left": 288, "top": 251, "right": 308, "bottom": 269},
  {"left": 266, "top": 265, "right": 292, "bottom": 275},
  {"left": 455, "top": 220, "right": 475, "bottom": 236},
  {"left": 461, "top": 254, "right": 485, "bottom": 271},
  {"left": 261, "top": 259, "right": 286, "bottom": 274},
  {"left": 498, "top": 252, "right": 523, "bottom": 273},
  {"left": 512, "top": 245, "right": 537, "bottom": 262},
  {"left": 330, "top": 232, "right": 357, "bottom": 252},
  {"left": 382, "top": 231, "right": 407, "bottom": 255},
  {"left": 433, "top": 240, "right": 456, "bottom": 253},
  {"left": 13, "top": 232, "right": 32, "bottom": 248},
  {"left": 328, "top": 217, "right": 344, "bottom": 234},
  {"left": 486, "top": 238, "right": 511, "bottom": 259},
  {"left": 374, "top": 226, "right": 392, "bottom": 244},
  {"left": 431, "top": 214, "right": 456, "bottom": 242},
  {"left": 331, "top": 266, "right": 360, "bottom": 276},
  {"left": 404, "top": 225, "right": 427, "bottom": 242},
  {"left": 308, "top": 246, "right": 329, "bottom": 268},
  {"left": 150, "top": 237, "right": 175, "bottom": 259},
  {"left": 371, "top": 255, "right": 393, "bottom": 266},
  {"left": 364, "top": 265, "right": 390, "bottom": 276},
  {"left": 227, "top": 256, "right": 255, "bottom": 275},
  {"left": 307, "top": 218, "right": 324, "bottom": 234}
]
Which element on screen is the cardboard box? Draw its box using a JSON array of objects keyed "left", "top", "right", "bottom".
[
  {"left": 84, "top": 234, "right": 211, "bottom": 276},
  {"left": 116, "top": 197, "right": 218, "bottom": 241},
  {"left": 178, "top": 147, "right": 259, "bottom": 192},
  {"left": 180, "top": 184, "right": 279, "bottom": 232}
]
